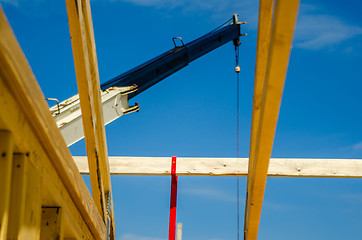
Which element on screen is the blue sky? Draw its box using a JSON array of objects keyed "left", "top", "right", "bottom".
[{"left": 1, "top": 0, "right": 362, "bottom": 239}]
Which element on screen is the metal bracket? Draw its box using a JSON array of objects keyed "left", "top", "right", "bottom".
[
  {"left": 46, "top": 98, "right": 60, "bottom": 115},
  {"left": 231, "top": 14, "right": 247, "bottom": 47},
  {"left": 122, "top": 103, "right": 140, "bottom": 115},
  {"left": 120, "top": 84, "right": 138, "bottom": 96},
  {"left": 106, "top": 191, "right": 112, "bottom": 240},
  {"left": 232, "top": 14, "right": 247, "bottom": 25},
  {"left": 172, "top": 37, "right": 185, "bottom": 48}
]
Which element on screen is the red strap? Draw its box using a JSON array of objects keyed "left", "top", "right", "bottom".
[{"left": 168, "top": 156, "right": 178, "bottom": 240}]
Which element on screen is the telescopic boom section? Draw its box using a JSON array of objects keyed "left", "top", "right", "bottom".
[
  {"left": 101, "top": 19, "right": 243, "bottom": 98},
  {"left": 51, "top": 15, "right": 244, "bottom": 147}
]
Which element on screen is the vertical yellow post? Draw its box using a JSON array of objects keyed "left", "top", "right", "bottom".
[{"left": 0, "top": 131, "right": 14, "bottom": 239}]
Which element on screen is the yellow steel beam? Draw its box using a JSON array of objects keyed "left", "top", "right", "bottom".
[
  {"left": 65, "top": 0, "right": 115, "bottom": 238},
  {"left": 0, "top": 7, "right": 106, "bottom": 239},
  {"left": 244, "top": 0, "right": 300, "bottom": 239}
]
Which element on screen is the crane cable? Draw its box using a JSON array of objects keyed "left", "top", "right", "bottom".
[
  {"left": 209, "top": 17, "right": 233, "bottom": 33},
  {"left": 235, "top": 44, "right": 241, "bottom": 240}
]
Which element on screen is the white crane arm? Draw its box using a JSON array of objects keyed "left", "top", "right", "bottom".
[{"left": 49, "top": 85, "right": 139, "bottom": 146}]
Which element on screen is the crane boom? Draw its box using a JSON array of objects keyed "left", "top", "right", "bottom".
[
  {"left": 101, "top": 22, "right": 242, "bottom": 99},
  {"left": 50, "top": 15, "right": 245, "bottom": 146}
]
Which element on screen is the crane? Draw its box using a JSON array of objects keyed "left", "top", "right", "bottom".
[{"left": 49, "top": 14, "right": 246, "bottom": 146}]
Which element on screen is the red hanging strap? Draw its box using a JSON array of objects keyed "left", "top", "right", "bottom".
[{"left": 168, "top": 156, "right": 178, "bottom": 240}]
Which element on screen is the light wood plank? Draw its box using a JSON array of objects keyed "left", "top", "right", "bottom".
[
  {"left": 246, "top": 0, "right": 274, "bottom": 234},
  {"left": 20, "top": 155, "right": 42, "bottom": 239},
  {"left": 7, "top": 154, "right": 28, "bottom": 239},
  {"left": 36, "top": 151, "right": 93, "bottom": 240},
  {"left": 176, "top": 223, "right": 183, "bottom": 240},
  {"left": 0, "top": 87, "right": 97, "bottom": 239},
  {"left": 246, "top": 0, "right": 274, "bottom": 233},
  {"left": 0, "top": 131, "right": 14, "bottom": 239},
  {"left": 65, "top": 0, "right": 106, "bottom": 220},
  {"left": 248, "top": 0, "right": 274, "bottom": 183},
  {"left": 7, "top": 153, "right": 43, "bottom": 240},
  {"left": 244, "top": 0, "right": 300, "bottom": 239},
  {"left": 65, "top": 2, "right": 115, "bottom": 236},
  {"left": 73, "top": 157, "right": 362, "bottom": 178},
  {"left": 0, "top": 7, "right": 106, "bottom": 239},
  {"left": 40, "top": 207, "right": 64, "bottom": 240}
]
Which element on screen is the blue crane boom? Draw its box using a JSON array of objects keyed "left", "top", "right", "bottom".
[
  {"left": 50, "top": 15, "right": 245, "bottom": 146},
  {"left": 100, "top": 15, "right": 244, "bottom": 99}
]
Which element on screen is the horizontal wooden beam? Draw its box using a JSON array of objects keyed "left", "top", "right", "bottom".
[{"left": 73, "top": 157, "right": 362, "bottom": 178}]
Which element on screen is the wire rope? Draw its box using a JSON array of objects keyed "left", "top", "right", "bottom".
[
  {"left": 235, "top": 45, "right": 240, "bottom": 240},
  {"left": 209, "top": 17, "right": 233, "bottom": 33}
]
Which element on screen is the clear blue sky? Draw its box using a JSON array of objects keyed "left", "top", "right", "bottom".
[{"left": 2, "top": 0, "right": 362, "bottom": 239}]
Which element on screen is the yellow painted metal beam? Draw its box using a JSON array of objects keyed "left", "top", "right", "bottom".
[
  {"left": 0, "top": 7, "right": 106, "bottom": 239},
  {"left": 65, "top": 0, "right": 115, "bottom": 238},
  {"left": 244, "top": 0, "right": 300, "bottom": 239}
]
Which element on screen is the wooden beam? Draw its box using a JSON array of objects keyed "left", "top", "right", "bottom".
[
  {"left": 36, "top": 148, "right": 94, "bottom": 239},
  {"left": 0, "top": 131, "right": 14, "bottom": 239},
  {"left": 0, "top": 7, "right": 106, "bottom": 239},
  {"left": 8, "top": 154, "right": 43, "bottom": 239},
  {"left": 244, "top": 0, "right": 274, "bottom": 236},
  {"left": 246, "top": 0, "right": 274, "bottom": 233},
  {"left": 248, "top": 0, "right": 274, "bottom": 180},
  {"left": 176, "top": 223, "right": 183, "bottom": 240},
  {"left": 40, "top": 207, "right": 64, "bottom": 240},
  {"left": 73, "top": 157, "right": 362, "bottom": 178},
  {"left": 244, "top": 0, "right": 300, "bottom": 239},
  {"left": 65, "top": 0, "right": 115, "bottom": 237},
  {"left": 8, "top": 154, "right": 29, "bottom": 239}
]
